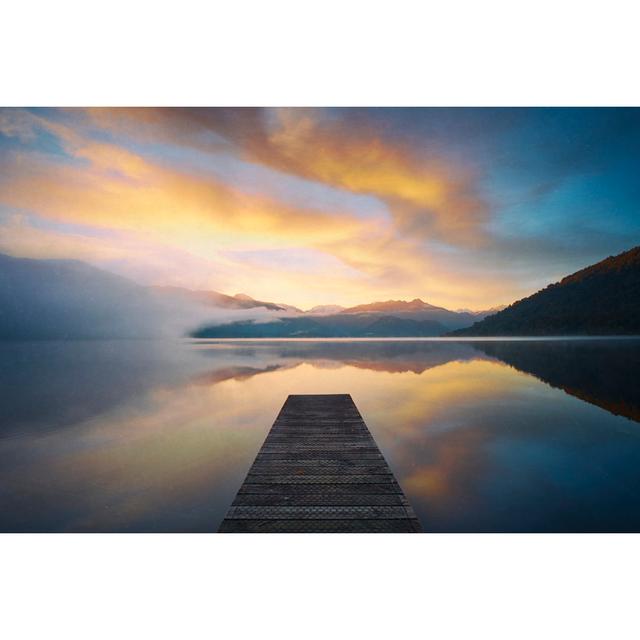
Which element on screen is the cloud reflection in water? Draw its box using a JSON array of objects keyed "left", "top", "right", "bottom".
[{"left": 1, "top": 338, "right": 639, "bottom": 532}]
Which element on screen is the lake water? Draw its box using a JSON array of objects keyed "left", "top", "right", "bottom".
[{"left": 1, "top": 338, "right": 639, "bottom": 532}]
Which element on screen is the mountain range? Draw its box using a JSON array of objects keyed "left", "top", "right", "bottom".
[
  {"left": 191, "top": 297, "right": 497, "bottom": 338},
  {"left": 1, "top": 246, "right": 639, "bottom": 339},
  {"left": 451, "top": 246, "right": 640, "bottom": 336},
  {"left": 0, "top": 253, "right": 494, "bottom": 339}
]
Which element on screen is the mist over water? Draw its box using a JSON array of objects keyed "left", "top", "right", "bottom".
[{"left": 1, "top": 338, "right": 639, "bottom": 532}]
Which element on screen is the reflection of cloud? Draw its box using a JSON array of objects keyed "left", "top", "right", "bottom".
[
  {"left": 0, "top": 354, "right": 279, "bottom": 531},
  {"left": 4, "top": 339, "right": 639, "bottom": 532},
  {"left": 189, "top": 364, "right": 285, "bottom": 386},
  {"left": 360, "top": 359, "right": 521, "bottom": 444},
  {"left": 402, "top": 428, "right": 489, "bottom": 500}
]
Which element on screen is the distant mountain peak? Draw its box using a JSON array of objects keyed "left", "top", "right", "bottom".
[
  {"left": 0, "top": 252, "right": 492, "bottom": 339},
  {"left": 307, "top": 304, "right": 346, "bottom": 315},
  {"left": 455, "top": 305, "right": 507, "bottom": 316},
  {"left": 342, "top": 298, "right": 444, "bottom": 314}
]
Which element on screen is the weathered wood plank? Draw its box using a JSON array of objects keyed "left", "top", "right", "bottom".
[
  {"left": 259, "top": 445, "right": 382, "bottom": 452},
  {"left": 231, "top": 493, "right": 407, "bottom": 506},
  {"left": 248, "top": 462, "right": 393, "bottom": 474},
  {"left": 237, "top": 483, "right": 404, "bottom": 496},
  {"left": 218, "top": 394, "right": 422, "bottom": 533},
  {"left": 244, "top": 474, "right": 395, "bottom": 484},
  {"left": 226, "top": 506, "right": 411, "bottom": 519},
  {"left": 218, "top": 519, "right": 422, "bottom": 533},
  {"left": 256, "top": 452, "right": 385, "bottom": 460}
]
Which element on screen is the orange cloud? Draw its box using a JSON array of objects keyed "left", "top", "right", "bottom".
[
  {"left": 82, "top": 107, "right": 491, "bottom": 246},
  {"left": 0, "top": 116, "right": 371, "bottom": 249},
  {"left": 254, "top": 109, "right": 490, "bottom": 244},
  {"left": 0, "top": 108, "right": 518, "bottom": 309}
]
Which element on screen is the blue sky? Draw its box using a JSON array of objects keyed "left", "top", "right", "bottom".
[{"left": 0, "top": 107, "right": 638, "bottom": 309}]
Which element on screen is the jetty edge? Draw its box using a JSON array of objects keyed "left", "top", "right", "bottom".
[{"left": 219, "top": 393, "right": 422, "bottom": 533}]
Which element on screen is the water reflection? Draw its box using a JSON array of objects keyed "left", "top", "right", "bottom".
[
  {"left": 470, "top": 339, "right": 640, "bottom": 422},
  {"left": 1, "top": 338, "right": 639, "bottom": 532}
]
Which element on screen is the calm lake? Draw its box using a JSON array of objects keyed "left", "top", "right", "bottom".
[{"left": 1, "top": 338, "right": 639, "bottom": 532}]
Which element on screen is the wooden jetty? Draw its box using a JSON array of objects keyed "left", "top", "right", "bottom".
[{"left": 218, "top": 394, "right": 422, "bottom": 533}]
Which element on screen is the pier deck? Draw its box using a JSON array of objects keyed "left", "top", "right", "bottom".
[{"left": 218, "top": 394, "right": 422, "bottom": 533}]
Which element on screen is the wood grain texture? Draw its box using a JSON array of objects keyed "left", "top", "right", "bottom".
[{"left": 218, "top": 394, "right": 422, "bottom": 533}]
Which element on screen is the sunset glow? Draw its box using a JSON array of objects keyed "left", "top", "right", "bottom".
[{"left": 1, "top": 107, "right": 638, "bottom": 309}]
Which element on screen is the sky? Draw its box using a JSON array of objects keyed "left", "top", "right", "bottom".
[{"left": 0, "top": 107, "right": 639, "bottom": 310}]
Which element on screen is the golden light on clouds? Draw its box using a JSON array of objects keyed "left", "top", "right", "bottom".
[
  {"left": 0, "top": 107, "right": 528, "bottom": 309},
  {"left": 258, "top": 108, "right": 490, "bottom": 245}
]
